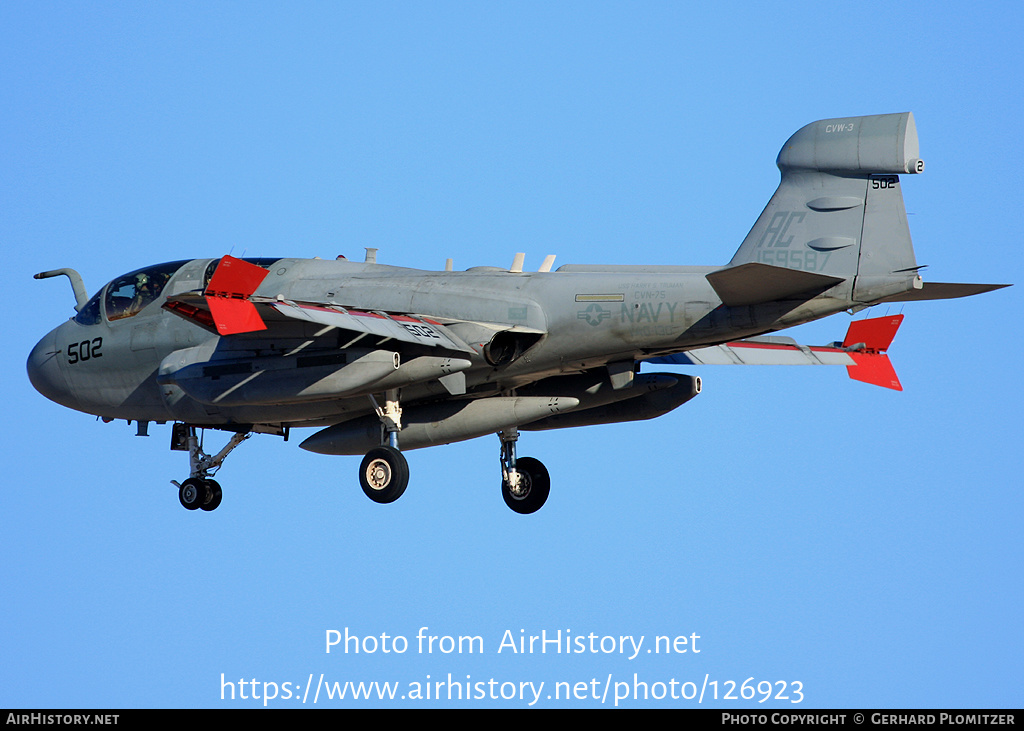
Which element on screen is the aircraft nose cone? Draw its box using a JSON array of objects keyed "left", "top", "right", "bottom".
[{"left": 27, "top": 330, "right": 70, "bottom": 406}]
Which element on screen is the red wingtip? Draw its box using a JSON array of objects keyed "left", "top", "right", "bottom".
[
  {"left": 843, "top": 315, "right": 904, "bottom": 390},
  {"left": 846, "top": 352, "right": 903, "bottom": 391},
  {"left": 843, "top": 314, "right": 904, "bottom": 352},
  {"left": 204, "top": 256, "right": 270, "bottom": 335},
  {"left": 206, "top": 255, "right": 270, "bottom": 297},
  {"left": 206, "top": 297, "right": 267, "bottom": 335}
]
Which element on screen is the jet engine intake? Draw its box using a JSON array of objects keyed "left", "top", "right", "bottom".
[{"left": 483, "top": 330, "right": 543, "bottom": 366}]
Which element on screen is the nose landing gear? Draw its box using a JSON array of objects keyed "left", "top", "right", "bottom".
[
  {"left": 177, "top": 477, "right": 223, "bottom": 511},
  {"left": 171, "top": 424, "right": 249, "bottom": 512}
]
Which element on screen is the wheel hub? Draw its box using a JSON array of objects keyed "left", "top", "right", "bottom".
[
  {"left": 366, "top": 459, "right": 392, "bottom": 490},
  {"left": 182, "top": 483, "right": 200, "bottom": 504},
  {"left": 507, "top": 470, "right": 531, "bottom": 499}
]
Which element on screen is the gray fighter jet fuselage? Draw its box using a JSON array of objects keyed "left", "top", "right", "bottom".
[{"left": 27, "top": 113, "right": 1008, "bottom": 514}]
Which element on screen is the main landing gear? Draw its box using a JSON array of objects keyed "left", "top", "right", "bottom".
[
  {"left": 498, "top": 427, "right": 549, "bottom": 514},
  {"left": 171, "top": 424, "right": 249, "bottom": 512},
  {"left": 355, "top": 393, "right": 550, "bottom": 514},
  {"left": 359, "top": 445, "right": 410, "bottom": 504},
  {"left": 359, "top": 391, "right": 411, "bottom": 504}
]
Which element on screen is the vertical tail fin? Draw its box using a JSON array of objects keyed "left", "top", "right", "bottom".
[{"left": 724, "top": 113, "right": 925, "bottom": 305}]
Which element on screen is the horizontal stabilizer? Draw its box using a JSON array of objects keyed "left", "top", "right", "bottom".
[
  {"left": 706, "top": 262, "right": 843, "bottom": 307},
  {"left": 648, "top": 315, "right": 904, "bottom": 390},
  {"left": 875, "top": 281, "right": 1010, "bottom": 303}
]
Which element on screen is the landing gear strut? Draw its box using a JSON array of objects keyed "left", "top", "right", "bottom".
[
  {"left": 498, "top": 427, "right": 550, "bottom": 514},
  {"left": 171, "top": 424, "right": 249, "bottom": 512},
  {"left": 360, "top": 391, "right": 410, "bottom": 503}
]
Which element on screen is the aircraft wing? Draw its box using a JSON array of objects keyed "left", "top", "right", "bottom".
[
  {"left": 267, "top": 300, "right": 473, "bottom": 352},
  {"left": 648, "top": 315, "right": 904, "bottom": 391},
  {"left": 163, "top": 255, "right": 475, "bottom": 352}
]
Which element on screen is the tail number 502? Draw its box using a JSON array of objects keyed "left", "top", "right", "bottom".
[{"left": 67, "top": 337, "right": 103, "bottom": 364}]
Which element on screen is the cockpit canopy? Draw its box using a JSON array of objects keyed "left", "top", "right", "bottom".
[
  {"left": 74, "top": 261, "right": 188, "bottom": 326},
  {"left": 73, "top": 258, "right": 282, "bottom": 326}
]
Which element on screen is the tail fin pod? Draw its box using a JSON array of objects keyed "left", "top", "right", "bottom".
[
  {"left": 774, "top": 112, "right": 923, "bottom": 175},
  {"left": 720, "top": 113, "right": 924, "bottom": 306}
]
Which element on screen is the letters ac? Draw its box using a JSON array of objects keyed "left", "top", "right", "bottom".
[{"left": 28, "top": 113, "right": 1008, "bottom": 515}]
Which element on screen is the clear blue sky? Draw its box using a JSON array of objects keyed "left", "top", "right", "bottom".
[{"left": 3, "top": 1, "right": 1021, "bottom": 708}]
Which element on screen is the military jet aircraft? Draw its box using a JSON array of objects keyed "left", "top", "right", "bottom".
[{"left": 27, "top": 112, "right": 1008, "bottom": 514}]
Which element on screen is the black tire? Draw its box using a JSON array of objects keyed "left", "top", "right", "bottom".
[
  {"left": 501, "top": 457, "right": 550, "bottom": 514},
  {"left": 199, "top": 479, "right": 222, "bottom": 511},
  {"left": 179, "top": 478, "right": 207, "bottom": 511},
  {"left": 359, "top": 446, "right": 410, "bottom": 504}
]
